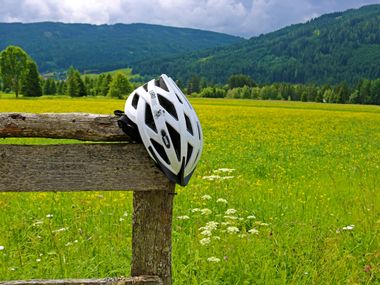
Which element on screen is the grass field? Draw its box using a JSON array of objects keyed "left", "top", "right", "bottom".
[{"left": 0, "top": 98, "right": 379, "bottom": 284}]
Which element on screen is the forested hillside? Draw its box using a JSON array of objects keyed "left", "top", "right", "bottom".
[
  {"left": 0, "top": 22, "right": 242, "bottom": 73},
  {"left": 134, "top": 4, "right": 380, "bottom": 85}
]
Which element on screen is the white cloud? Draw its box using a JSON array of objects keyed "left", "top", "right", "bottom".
[{"left": 0, "top": 0, "right": 379, "bottom": 37}]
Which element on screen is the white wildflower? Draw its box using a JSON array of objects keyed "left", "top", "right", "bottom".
[
  {"left": 177, "top": 215, "right": 190, "bottom": 220},
  {"left": 213, "top": 236, "right": 221, "bottom": 240},
  {"left": 216, "top": 198, "right": 228, "bottom": 204},
  {"left": 123, "top": 211, "right": 128, "bottom": 217},
  {"left": 342, "top": 224, "right": 355, "bottom": 231},
  {"left": 200, "top": 237, "right": 211, "bottom": 246},
  {"left": 200, "top": 230, "right": 212, "bottom": 236},
  {"left": 227, "top": 226, "right": 240, "bottom": 234},
  {"left": 191, "top": 208, "right": 201, "bottom": 213},
  {"left": 0, "top": 246, "right": 4, "bottom": 250},
  {"left": 205, "top": 221, "right": 219, "bottom": 230},
  {"left": 224, "top": 215, "right": 238, "bottom": 220},
  {"left": 213, "top": 168, "right": 235, "bottom": 173},
  {"left": 248, "top": 228, "right": 259, "bottom": 235},
  {"left": 201, "top": 208, "right": 212, "bottom": 215},
  {"left": 247, "top": 215, "right": 256, "bottom": 220},
  {"left": 52, "top": 227, "right": 68, "bottom": 233},
  {"left": 202, "top": 195, "right": 212, "bottom": 200},
  {"left": 119, "top": 218, "right": 125, "bottom": 222},
  {"left": 221, "top": 176, "right": 234, "bottom": 180},
  {"left": 46, "top": 214, "right": 53, "bottom": 218},
  {"left": 33, "top": 220, "right": 44, "bottom": 226},
  {"left": 202, "top": 175, "right": 221, "bottom": 181},
  {"left": 225, "top": 209, "right": 237, "bottom": 215},
  {"left": 36, "top": 258, "right": 41, "bottom": 262},
  {"left": 207, "top": 256, "right": 221, "bottom": 263},
  {"left": 221, "top": 222, "right": 231, "bottom": 226},
  {"left": 65, "top": 242, "right": 73, "bottom": 247}
]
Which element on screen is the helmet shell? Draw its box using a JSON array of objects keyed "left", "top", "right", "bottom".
[{"left": 124, "top": 74, "right": 203, "bottom": 186}]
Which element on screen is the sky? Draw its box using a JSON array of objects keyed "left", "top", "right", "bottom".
[{"left": 0, "top": 0, "right": 380, "bottom": 38}]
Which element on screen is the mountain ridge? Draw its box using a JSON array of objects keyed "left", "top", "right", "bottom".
[
  {"left": 0, "top": 21, "right": 243, "bottom": 73},
  {"left": 133, "top": 4, "right": 380, "bottom": 85}
]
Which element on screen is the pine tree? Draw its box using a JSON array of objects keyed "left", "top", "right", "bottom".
[
  {"left": 66, "top": 66, "right": 86, "bottom": 97},
  {"left": 22, "top": 60, "right": 42, "bottom": 97},
  {"left": 107, "top": 73, "right": 132, "bottom": 98}
]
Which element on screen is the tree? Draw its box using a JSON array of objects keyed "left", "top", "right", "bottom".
[
  {"left": 66, "top": 66, "right": 86, "bottom": 97},
  {"left": 107, "top": 73, "right": 132, "bottom": 98},
  {"left": 370, "top": 78, "right": 380, "bottom": 105},
  {"left": 187, "top": 75, "right": 201, "bottom": 94},
  {"left": 359, "top": 79, "right": 371, "bottom": 104},
  {"left": 100, "top": 74, "right": 112, "bottom": 96},
  {"left": 228, "top": 74, "right": 255, "bottom": 89},
  {"left": 22, "top": 60, "right": 42, "bottom": 97},
  {"left": 0, "top": 46, "right": 28, "bottom": 98},
  {"left": 43, "top": 78, "right": 57, "bottom": 95},
  {"left": 57, "top": 80, "right": 66, "bottom": 95}
]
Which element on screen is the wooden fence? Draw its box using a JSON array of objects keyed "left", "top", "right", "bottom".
[{"left": 0, "top": 113, "right": 176, "bottom": 285}]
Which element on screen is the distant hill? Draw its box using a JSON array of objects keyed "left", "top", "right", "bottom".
[
  {"left": 0, "top": 22, "right": 243, "bottom": 73},
  {"left": 134, "top": 4, "right": 380, "bottom": 85}
]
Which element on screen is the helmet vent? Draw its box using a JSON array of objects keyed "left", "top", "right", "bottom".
[
  {"left": 197, "top": 122, "right": 201, "bottom": 140},
  {"left": 184, "top": 114, "right": 193, "bottom": 135},
  {"left": 166, "top": 123, "right": 181, "bottom": 161},
  {"left": 145, "top": 103, "right": 157, "bottom": 132},
  {"left": 150, "top": 139, "right": 170, "bottom": 165},
  {"left": 186, "top": 143, "right": 193, "bottom": 166},
  {"left": 143, "top": 83, "right": 148, "bottom": 92},
  {"left": 157, "top": 77, "right": 169, "bottom": 92},
  {"left": 175, "top": 92, "right": 183, "bottom": 104},
  {"left": 158, "top": 94, "right": 178, "bottom": 120},
  {"left": 131, "top": 94, "right": 140, "bottom": 109}
]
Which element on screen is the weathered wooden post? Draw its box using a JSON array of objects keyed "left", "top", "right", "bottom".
[{"left": 0, "top": 113, "right": 175, "bottom": 285}]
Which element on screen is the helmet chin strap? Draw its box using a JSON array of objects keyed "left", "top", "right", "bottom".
[{"left": 114, "top": 110, "right": 142, "bottom": 142}]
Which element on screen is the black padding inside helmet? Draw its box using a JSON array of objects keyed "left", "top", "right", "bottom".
[
  {"left": 166, "top": 123, "right": 181, "bottom": 161},
  {"left": 145, "top": 103, "right": 157, "bottom": 132},
  {"left": 131, "top": 93, "right": 140, "bottom": 109},
  {"left": 158, "top": 94, "right": 178, "bottom": 120},
  {"left": 150, "top": 139, "right": 170, "bottom": 165},
  {"left": 143, "top": 83, "right": 148, "bottom": 92},
  {"left": 117, "top": 115, "right": 142, "bottom": 142},
  {"left": 184, "top": 114, "right": 193, "bottom": 135}
]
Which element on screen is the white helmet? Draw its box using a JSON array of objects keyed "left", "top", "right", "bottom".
[{"left": 121, "top": 74, "right": 203, "bottom": 186}]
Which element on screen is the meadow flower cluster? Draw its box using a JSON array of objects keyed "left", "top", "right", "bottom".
[{"left": 176, "top": 188, "right": 271, "bottom": 265}]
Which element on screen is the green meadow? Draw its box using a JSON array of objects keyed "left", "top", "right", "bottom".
[{"left": 0, "top": 98, "right": 379, "bottom": 284}]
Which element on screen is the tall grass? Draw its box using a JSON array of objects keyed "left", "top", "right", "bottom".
[{"left": 0, "top": 98, "right": 379, "bottom": 284}]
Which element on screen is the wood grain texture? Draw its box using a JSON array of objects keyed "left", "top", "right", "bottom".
[
  {"left": 0, "top": 113, "right": 132, "bottom": 142},
  {"left": 0, "top": 276, "right": 162, "bottom": 285},
  {"left": 0, "top": 144, "right": 171, "bottom": 192},
  {"left": 132, "top": 188, "right": 175, "bottom": 285}
]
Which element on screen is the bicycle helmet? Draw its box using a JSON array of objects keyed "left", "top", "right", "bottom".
[{"left": 119, "top": 74, "right": 203, "bottom": 186}]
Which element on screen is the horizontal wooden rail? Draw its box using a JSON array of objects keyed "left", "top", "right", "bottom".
[
  {"left": 0, "top": 113, "right": 131, "bottom": 141},
  {"left": 0, "top": 276, "right": 162, "bottom": 285},
  {"left": 0, "top": 143, "right": 171, "bottom": 192}
]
